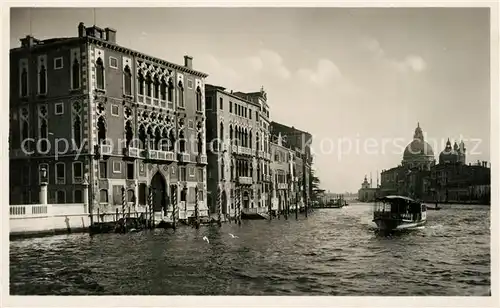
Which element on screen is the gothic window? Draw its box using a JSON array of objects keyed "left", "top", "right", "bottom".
[
  {"left": 21, "top": 121, "right": 29, "bottom": 146},
  {"left": 153, "top": 76, "right": 160, "bottom": 99},
  {"left": 221, "top": 160, "right": 225, "bottom": 180},
  {"left": 196, "top": 86, "right": 202, "bottom": 111},
  {"left": 178, "top": 81, "right": 184, "bottom": 107},
  {"left": 123, "top": 65, "right": 132, "bottom": 96},
  {"left": 229, "top": 125, "right": 233, "bottom": 142},
  {"left": 125, "top": 120, "right": 133, "bottom": 147},
  {"left": 145, "top": 73, "right": 152, "bottom": 97},
  {"left": 168, "top": 79, "right": 174, "bottom": 102},
  {"left": 97, "top": 116, "right": 106, "bottom": 145},
  {"left": 138, "top": 72, "right": 145, "bottom": 95},
  {"left": 179, "top": 130, "right": 186, "bottom": 153},
  {"left": 21, "top": 67, "right": 28, "bottom": 97},
  {"left": 249, "top": 131, "right": 253, "bottom": 149},
  {"left": 39, "top": 63, "right": 47, "bottom": 95},
  {"left": 72, "top": 57, "right": 80, "bottom": 89},
  {"left": 40, "top": 119, "right": 48, "bottom": 152},
  {"left": 168, "top": 129, "right": 176, "bottom": 152},
  {"left": 96, "top": 57, "right": 105, "bottom": 90},
  {"left": 197, "top": 133, "right": 203, "bottom": 155},
  {"left": 155, "top": 127, "right": 162, "bottom": 150},
  {"left": 73, "top": 115, "right": 82, "bottom": 149},
  {"left": 138, "top": 125, "right": 146, "bottom": 149},
  {"left": 160, "top": 79, "right": 167, "bottom": 100},
  {"left": 147, "top": 126, "right": 154, "bottom": 149}
]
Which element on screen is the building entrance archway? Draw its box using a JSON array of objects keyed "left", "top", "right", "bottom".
[{"left": 151, "top": 172, "right": 167, "bottom": 212}]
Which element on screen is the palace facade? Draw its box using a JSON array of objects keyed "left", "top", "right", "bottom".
[{"left": 9, "top": 23, "right": 209, "bottom": 218}]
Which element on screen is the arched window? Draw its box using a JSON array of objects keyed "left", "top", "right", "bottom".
[
  {"left": 97, "top": 116, "right": 106, "bottom": 145},
  {"left": 168, "top": 79, "right": 174, "bottom": 102},
  {"left": 196, "top": 86, "right": 202, "bottom": 111},
  {"left": 178, "top": 81, "right": 184, "bottom": 107},
  {"left": 155, "top": 127, "right": 162, "bottom": 150},
  {"left": 197, "top": 133, "right": 203, "bottom": 155},
  {"left": 179, "top": 130, "right": 186, "bottom": 153},
  {"left": 147, "top": 126, "right": 154, "bottom": 149},
  {"left": 125, "top": 120, "right": 133, "bottom": 147},
  {"left": 56, "top": 190, "right": 66, "bottom": 204},
  {"left": 73, "top": 115, "right": 82, "bottom": 149},
  {"left": 145, "top": 73, "right": 152, "bottom": 97},
  {"left": 74, "top": 189, "right": 83, "bottom": 203},
  {"left": 138, "top": 72, "right": 145, "bottom": 95},
  {"left": 123, "top": 65, "right": 132, "bottom": 96},
  {"left": 72, "top": 57, "right": 80, "bottom": 89},
  {"left": 160, "top": 79, "right": 167, "bottom": 100},
  {"left": 249, "top": 131, "right": 252, "bottom": 149},
  {"left": 229, "top": 125, "right": 233, "bottom": 144},
  {"left": 96, "top": 57, "right": 105, "bottom": 90},
  {"left": 39, "top": 64, "right": 47, "bottom": 94},
  {"left": 168, "top": 129, "right": 176, "bottom": 152},
  {"left": 153, "top": 76, "right": 160, "bottom": 99},
  {"left": 40, "top": 119, "right": 48, "bottom": 152},
  {"left": 21, "top": 67, "right": 28, "bottom": 97},
  {"left": 138, "top": 125, "right": 146, "bottom": 149}
]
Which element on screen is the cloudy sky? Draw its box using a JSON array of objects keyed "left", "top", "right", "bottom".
[{"left": 10, "top": 7, "right": 491, "bottom": 192}]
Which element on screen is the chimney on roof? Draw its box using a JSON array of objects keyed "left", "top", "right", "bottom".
[
  {"left": 20, "top": 35, "right": 38, "bottom": 48},
  {"left": 105, "top": 27, "right": 117, "bottom": 43},
  {"left": 184, "top": 55, "right": 193, "bottom": 69},
  {"left": 78, "top": 22, "right": 86, "bottom": 37}
]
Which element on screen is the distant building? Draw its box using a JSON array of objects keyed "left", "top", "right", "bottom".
[
  {"left": 204, "top": 84, "right": 272, "bottom": 218},
  {"left": 9, "top": 23, "right": 209, "bottom": 218},
  {"left": 380, "top": 123, "right": 490, "bottom": 203},
  {"left": 358, "top": 175, "right": 378, "bottom": 202},
  {"left": 270, "top": 122, "right": 313, "bottom": 204}
]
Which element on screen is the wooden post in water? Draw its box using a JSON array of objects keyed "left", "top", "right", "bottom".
[
  {"left": 172, "top": 184, "right": 177, "bottom": 231},
  {"left": 97, "top": 208, "right": 100, "bottom": 223},
  {"left": 195, "top": 185, "right": 200, "bottom": 229},
  {"left": 237, "top": 187, "right": 242, "bottom": 226},
  {"left": 295, "top": 186, "right": 298, "bottom": 220},
  {"left": 216, "top": 185, "right": 222, "bottom": 227}
]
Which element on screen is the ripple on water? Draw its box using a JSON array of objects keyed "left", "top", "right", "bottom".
[{"left": 10, "top": 205, "right": 491, "bottom": 295}]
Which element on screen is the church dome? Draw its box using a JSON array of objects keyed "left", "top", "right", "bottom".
[{"left": 402, "top": 123, "right": 435, "bottom": 161}]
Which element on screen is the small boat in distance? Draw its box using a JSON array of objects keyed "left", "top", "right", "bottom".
[{"left": 373, "top": 195, "right": 427, "bottom": 231}]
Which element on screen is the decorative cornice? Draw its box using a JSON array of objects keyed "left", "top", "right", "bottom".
[{"left": 86, "top": 37, "right": 209, "bottom": 78}]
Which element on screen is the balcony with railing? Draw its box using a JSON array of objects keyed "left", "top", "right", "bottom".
[
  {"left": 101, "top": 144, "right": 113, "bottom": 156},
  {"left": 123, "top": 147, "right": 141, "bottom": 158},
  {"left": 196, "top": 154, "right": 208, "bottom": 164},
  {"left": 148, "top": 149, "right": 176, "bottom": 161},
  {"left": 178, "top": 152, "right": 191, "bottom": 163},
  {"left": 238, "top": 176, "right": 253, "bottom": 185},
  {"left": 278, "top": 183, "right": 288, "bottom": 190}
]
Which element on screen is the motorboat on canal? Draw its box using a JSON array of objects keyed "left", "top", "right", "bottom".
[{"left": 372, "top": 195, "right": 427, "bottom": 231}]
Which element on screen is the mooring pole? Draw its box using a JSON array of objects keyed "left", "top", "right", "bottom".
[
  {"left": 172, "top": 184, "right": 177, "bottom": 231},
  {"left": 216, "top": 185, "right": 222, "bottom": 227},
  {"left": 195, "top": 185, "right": 200, "bottom": 229},
  {"left": 237, "top": 187, "right": 242, "bottom": 226}
]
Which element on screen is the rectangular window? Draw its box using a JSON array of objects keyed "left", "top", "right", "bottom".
[
  {"left": 54, "top": 57, "right": 63, "bottom": 70},
  {"left": 249, "top": 109, "right": 252, "bottom": 119},
  {"left": 38, "top": 55, "right": 48, "bottom": 95},
  {"left": 55, "top": 103, "right": 64, "bottom": 115},
  {"left": 219, "top": 97, "right": 223, "bottom": 110},
  {"left": 72, "top": 162, "right": 83, "bottom": 183},
  {"left": 197, "top": 168, "right": 204, "bottom": 182},
  {"left": 113, "top": 161, "right": 122, "bottom": 173},
  {"left": 189, "top": 167, "right": 195, "bottom": 177},
  {"left": 55, "top": 163, "right": 66, "bottom": 184},
  {"left": 206, "top": 97, "right": 213, "bottom": 110},
  {"left": 109, "top": 57, "right": 118, "bottom": 69},
  {"left": 229, "top": 101, "right": 233, "bottom": 113},
  {"left": 99, "top": 161, "right": 107, "bottom": 178},
  {"left": 111, "top": 104, "right": 119, "bottom": 116},
  {"left": 127, "top": 163, "right": 134, "bottom": 180},
  {"left": 180, "top": 167, "right": 187, "bottom": 181},
  {"left": 187, "top": 79, "right": 193, "bottom": 89}
]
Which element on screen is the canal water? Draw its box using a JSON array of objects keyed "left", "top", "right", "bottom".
[{"left": 10, "top": 203, "right": 490, "bottom": 296}]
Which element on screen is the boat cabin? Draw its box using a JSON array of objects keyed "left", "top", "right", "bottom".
[{"left": 374, "top": 195, "right": 427, "bottom": 221}]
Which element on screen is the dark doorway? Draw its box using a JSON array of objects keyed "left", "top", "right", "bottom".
[
  {"left": 151, "top": 172, "right": 167, "bottom": 212},
  {"left": 243, "top": 190, "right": 249, "bottom": 209}
]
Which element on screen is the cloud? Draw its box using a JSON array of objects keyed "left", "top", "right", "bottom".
[
  {"left": 297, "top": 58, "right": 342, "bottom": 86},
  {"left": 362, "top": 37, "right": 427, "bottom": 73},
  {"left": 255, "top": 49, "right": 291, "bottom": 79}
]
